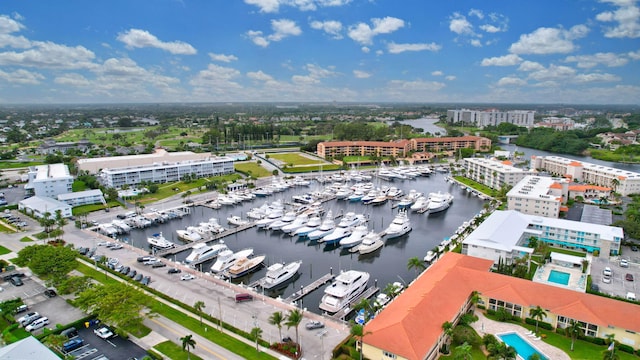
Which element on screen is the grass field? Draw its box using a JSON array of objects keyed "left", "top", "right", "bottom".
[
  {"left": 0, "top": 245, "right": 11, "bottom": 255},
  {"left": 0, "top": 222, "right": 15, "bottom": 233},
  {"left": 269, "top": 152, "right": 325, "bottom": 165},
  {"left": 281, "top": 164, "right": 342, "bottom": 173},
  {"left": 53, "top": 127, "right": 207, "bottom": 149},
  {"left": 0, "top": 161, "right": 44, "bottom": 169},
  {"left": 234, "top": 161, "right": 272, "bottom": 178},
  {"left": 155, "top": 341, "right": 204, "bottom": 360},
  {"left": 134, "top": 174, "right": 241, "bottom": 204}
]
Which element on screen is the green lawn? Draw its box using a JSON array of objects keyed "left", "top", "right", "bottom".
[
  {"left": 72, "top": 180, "right": 87, "bottom": 192},
  {"left": 547, "top": 247, "right": 587, "bottom": 258},
  {"left": 155, "top": 340, "right": 204, "bottom": 360},
  {"left": 19, "top": 236, "right": 34, "bottom": 242},
  {"left": 0, "top": 245, "right": 11, "bottom": 255},
  {"left": 134, "top": 174, "right": 241, "bottom": 205},
  {"left": 269, "top": 152, "right": 325, "bottom": 165},
  {"left": 0, "top": 222, "right": 15, "bottom": 233},
  {"left": 281, "top": 164, "right": 342, "bottom": 173},
  {"left": 235, "top": 162, "right": 272, "bottom": 178},
  {"left": 0, "top": 161, "right": 44, "bottom": 169},
  {"left": 343, "top": 156, "right": 374, "bottom": 163},
  {"left": 454, "top": 176, "right": 496, "bottom": 196},
  {"left": 72, "top": 201, "right": 121, "bottom": 215}
]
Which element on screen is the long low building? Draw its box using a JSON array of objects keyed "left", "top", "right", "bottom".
[
  {"left": 57, "top": 189, "right": 106, "bottom": 207},
  {"left": 531, "top": 155, "right": 640, "bottom": 196},
  {"left": 463, "top": 157, "right": 537, "bottom": 190},
  {"left": 363, "top": 252, "right": 640, "bottom": 360},
  {"left": 18, "top": 196, "right": 72, "bottom": 218},
  {"left": 77, "top": 149, "right": 215, "bottom": 173}
]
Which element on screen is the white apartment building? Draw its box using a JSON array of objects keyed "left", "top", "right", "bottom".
[
  {"left": 18, "top": 196, "right": 72, "bottom": 219},
  {"left": 462, "top": 210, "right": 623, "bottom": 264},
  {"left": 99, "top": 157, "right": 234, "bottom": 189},
  {"left": 447, "top": 109, "right": 535, "bottom": 128},
  {"left": 463, "top": 157, "right": 537, "bottom": 190},
  {"left": 77, "top": 149, "right": 214, "bottom": 174},
  {"left": 531, "top": 155, "right": 640, "bottom": 196},
  {"left": 24, "top": 163, "right": 73, "bottom": 198},
  {"left": 507, "top": 176, "right": 568, "bottom": 218},
  {"left": 57, "top": 189, "right": 106, "bottom": 207}
]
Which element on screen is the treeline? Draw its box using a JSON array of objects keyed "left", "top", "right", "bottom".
[{"left": 514, "top": 127, "right": 611, "bottom": 156}]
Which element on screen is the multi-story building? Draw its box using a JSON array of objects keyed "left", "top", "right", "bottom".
[
  {"left": 410, "top": 136, "right": 491, "bottom": 152},
  {"left": 531, "top": 155, "right": 640, "bottom": 196},
  {"left": 363, "top": 252, "right": 640, "bottom": 360},
  {"left": 57, "top": 189, "right": 106, "bottom": 207},
  {"left": 463, "top": 157, "right": 537, "bottom": 190},
  {"left": 77, "top": 149, "right": 215, "bottom": 174},
  {"left": 462, "top": 210, "right": 623, "bottom": 262},
  {"left": 535, "top": 117, "right": 576, "bottom": 131},
  {"left": 99, "top": 157, "right": 234, "bottom": 189},
  {"left": 24, "top": 163, "right": 73, "bottom": 198},
  {"left": 507, "top": 175, "right": 567, "bottom": 218},
  {"left": 37, "top": 139, "right": 92, "bottom": 155},
  {"left": 447, "top": 109, "right": 535, "bottom": 128},
  {"left": 317, "top": 140, "right": 411, "bottom": 159}
]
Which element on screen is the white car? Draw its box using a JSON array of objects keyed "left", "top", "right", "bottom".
[
  {"left": 26, "top": 317, "right": 49, "bottom": 332},
  {"left": 603, "top": 267, "right": 612, "bottom": 277},
  {"left": 180, "top": 273, "right": 195, "bottom": 281},
  {"left": 620, "top": 259, "right": 629, "bottom": 268},
  {"left": 94, "top": 326, "right": 114, "bottom": 339},
  {"left": 602, "top": 275, "right": 612, "bottom": 284}
]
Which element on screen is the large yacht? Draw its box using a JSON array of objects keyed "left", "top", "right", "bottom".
[
  {"left": 225, "top": 255, "right": 266, "bottom": 279},
  {"left": 319, "top": 270, "right": 370, "bottom": 313},
  {"left": 292, "top": 214, "right": 323, "bottom": 238},
  {"left": 339, "top": 225, "right": 369, "bottom": 249},
  {"left": 307, "top": 213, "right": 336, "bottom": 241},
  {"left": 176, "top": 227, "right": 202, "bottom": 242},
  {"left": 147, "top": 233, "right": 175, "bottom": 250},
  {"left": 267, "top": 211, "right": 297, "bottom": 231},
  {"left": 425, "top": 192, "right": 454, "bottom": 214},
  {"left": 184, "top": 242, "right": 228, "bottom": 264},
  {"left": 410, "top": 196, "right": 429, "bottom": 212},
  {"left": 260, "top": 260, "right": 302, "bottom": 289},
  {"left": 255, "top": 209, "right": 284, "bottom": 229},
  {"left": 357, "top": 231, "right": 384, "bottom": 254},
  {"left": 383, "top": 211, "right": 412, "bottom": 239},
  {"left": 281, "top": 213, "right": 310, "bottom": 235},
  {"left": 210, "top": 248, "right": 254, "bottom": 273}
]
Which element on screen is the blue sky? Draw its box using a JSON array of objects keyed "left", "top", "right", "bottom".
[{"left": 0, "top": 0, "right": 638, "bottom": 104}]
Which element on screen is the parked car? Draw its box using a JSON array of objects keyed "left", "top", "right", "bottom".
[
  {"left": 602, "top": 276, "right": 611, "bottom": 284},
  {"left": 119, "top": 266, "right": 130, "bottom": 274},
  {"left": 180, "top": 273, "right": 195, "bottom": 281},
  {"left": 10, "top": 276, "right": 24, "bottom": 286},
  {"left": 61, "top": 327, "right": 79, "bottom": 339},
  {"left": 18, "top": 312, "right": 40, "bottom": 326},
  {"left": 626, "top": 273, "right": 634, "bottom": 282},
  {"left": 137, "top": 256, "right": 154, "bottom": 263},
  {"left": 620, "top": 259, "right": 629, "bottom": 268},
  {"left": 305, "top": 320, "right": 325, "bottom": 330},
  {"left": 632, "top": 245, "right": 639, "bottom": 252},
  {"left": 134, "top": 273, "right": 143, "bottom": 282},
  {"left": 590, "top": 283, "right": 600, "bottom": 292},
  {"left": 14, "top": 304, "right": 28, "bottom": 313},
  {"left": 152, "top": 261, "right": 166, "bottom": 268},
  {"left": 603, "top": 267, "right": 612, "bottom": 277},
  {"left": 62, "top": 337, "right": 84, "bottom": 352},
  {"left": 234, "top": 293, "right": 253, "bottom": 303},
  {"left": 141, "top": 276, "right": 151, "bottom": 285},
  {"left": 94, "top": 326, "right": 115, "bottom": 339},
  {"left": 168, "top": 268, "right": 182, "bottom": 274},
  {"left": 127, "top": 270, "right": 137, "bottom": 278},
  {"left": 44, "top": 289, "right": 57, "bottom": 298},
  {"left": 26, "top": 316, "right": 49, "bottom": 332}
]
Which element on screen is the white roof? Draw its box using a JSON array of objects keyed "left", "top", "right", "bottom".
[
  {"left": 550, "top": 252, "right": 585, "bottom": 265},
  {"left": 57, "top": 189, "right": 104, "bottom": 200},
  {"left": 507, "top": 175, "right": 563, "bottom": 201},
  {"left": 77, "top": 149, "right": 205, "bottom": 165},
  {"left": 20, "top": 196, "right": 71, "bottom": 211},
  {"left": 0, "top": 334, "right": 60, "bottom": 359},
  {"left": 464, "top": 157, "right": 531, "bottom": 173},
  {"left": 463, "top": 211, "right": 531, "bottom": 251},
  {"left": 528, "top": 213, "right": 624, "bottom": 241},
  {"left": 538, "top": 156, "right": 640, "bottom": 179},
  {"left": 31, "top": 163, "right": 72, "bottom": 180}
]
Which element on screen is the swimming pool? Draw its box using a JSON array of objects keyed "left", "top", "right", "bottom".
[
  {"left": 548, "top": 270, "right": 570, "bottom": 285},
  {"left": 498, "top": 332, "right": 548, "bottom": 360}
]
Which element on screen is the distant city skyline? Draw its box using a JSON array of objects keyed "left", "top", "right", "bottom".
[{"left": 0, "top": 0, "right": 638, "bottom": 105}]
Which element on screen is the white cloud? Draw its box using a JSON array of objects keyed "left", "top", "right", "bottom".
[
  {"left": 468, "top": 9, "right": 484, "bottom": 19},
  {"left": 385, "top": 80, "right": 446, "bottom": 98},
  {"left": 480, "top": 24, "right": 502, "bottom": 33},
  {"left": 244, "top": 0, "right": 352, "bottom": 13},
  {"left": 574, "top": 72, "right": 620, "bottom": 82},
  {"left": 509, "top": 25, "right": 589, "bottom": 54},
  {"left": 629, "top": 50, "right": 640, "bottom": 59},
  {"left": 431, "top": 70, "right": 443, "bottom": 76},
  {"left": 244, "top": 0, "right": 281, "bottom": 13},
  {"left": 54, "top": 73, "right": 90, "bottom": 87},
  {"left": 0, "top": 41, "right": 96, "bottom": 69},
  {"left": 445, "top": 75, "right": 456, "bottom": 81},
  {"left": 117, "top": 29, "right": 197, "bottom": 55},
  {"left": 0, "top": 14, "right": 24, "bottom": 34},
  {"left": 497, "top": 77, "right": 526, "bottom": 86},
  {"left": 190, "top": 63, "right": 242, "bottom": 90},
  {"left": 387, "top": 42, "right": 441, "bottom": 54},
  {"left": 348, "top": 17, "right": 404, "bottom": 45},
  {"left": 449, "top": 13, "right": 474, "bottom": 35},
  {"left": 361, "top": 46, "right": 370, "bottom": 53},
  {"left": 292, "top": 63, "right": 336, "bottom": 84},
  {"left": 481, "top": 54, "right": 522, "bottom": 66},
  {"left": 528, "top": 64, "right": 577, "bottom": 81},
  {"left": 247, "top": 70, "right": 274, "bottom": 82},
  {"left": 209, "top": 52, "right": 238, "bottom": 63},
  {"left": 596, "top": 0, "right": 640, "bottom": 38},
  {"left": 0, "top": 34, "right": 31, "bottom": 48},
  {"left": 310, "top": 20, "right": 343, "bottom": 39},
  {"left": 470, "top": 39, "right": 482, "bottom": 47},
  {"left": 564, "top": 52, "right": 629, "bottom": 68},
  {"left": 247, "top": 19, "right": 302, "bottom": 47},
  {"left": 353, "top": 70, "right": 371, "bottom": 78},
  {"left": 518, "top": 61, "right": 545, "bottom": 72},
  {"left": 0, "top": 68, "right": 44, "bottom": 84}
]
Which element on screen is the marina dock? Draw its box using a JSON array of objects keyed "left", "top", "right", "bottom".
[
  {"left": 155, "top": 221, "right": 256, "bottom": 257},
  {"left": 329, "top": 286, "right": 379, "bottom": 321},
  {"left": 284, "top": 272, "right": 335, "bottom": 303}
]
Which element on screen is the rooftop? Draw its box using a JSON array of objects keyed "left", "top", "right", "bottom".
[
  {"left": 30, "top": 163, "right": 72, "bottom": 181},
  {"left": 464, "top": 157, "right": 533, "bottom": 173},
  {"left": 507, "top": 175, "right": 564, "bottom": 200},
  {"left": 57, "top": 189, "right": 104, "bottom": 200}
]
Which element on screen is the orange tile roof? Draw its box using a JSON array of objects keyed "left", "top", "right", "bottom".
[
  {"left": 568, "top": 161, "right": 583, "bottom": 167},
  {"left": 560, "top": 206, "right": 569, "bottom": 212},
  {"left": 320, "top": 140, "right": 410, "bottom": 148},
  {"left": 501, "top": 160, "right": 513, "bottom": 166},
  {"left": 618, "top": 175, "right": 627, "bottom": 180},
  {"left": 569, "top": 184, "right": 611, "bottom": 192},
  {"left": 412, "top": 136, "right": 487, "bottom": 143},
  {"left": 549, "top": 182, "right": 563, "bottom": 189},
  {"left": 364, "top": 253, "right": 640, "bottom": 360}
]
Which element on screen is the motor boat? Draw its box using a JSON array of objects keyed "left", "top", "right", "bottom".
[
  {"left": 374, "top": 293, "right": 391, "bottom": 309},
  {"left": 339, "top": 225, "right": 368, "bottom": 249},
  {"left": 185, "top": 242, "right": 228, "bottom": 264},
  {"left": 319, "top": 270, "right": 370, "bottom": 314},
  {"left": 210, "top": 248, "right": 254, "bottom": 273},
  {"left": 319, "top": 226, "right": 352, "bottom": 245},
  {"left": 260, "top": 260, "right": 302, "bottom": 289},
  {"left": 357, "top": 231, "right": 384, "bottom": 254},
  {"left": 360, "top": 190, "right": 379, "bottom": 205},
  {"left": 255, "top": 209, "right": 284, "bottom": 229},
  {"left": 396, "top": 189, "right": 422, "bottom": 209},
  {"left": 147, "top": 233, "right": 175, "bottom": 250},
  {"left": 292, "top": 215, "right": 323, "bottom": 238},
  {"left": 224, "top": 255, "right": 266, "bottom": 279},
  {"left": 383, "top": 211, "right": 412, "bottom": 239},
  {"left": 347, "top": 191, "right": 364, "bottom": 202},
  {"left": 307, "top": 214, "right": 337, "bottom": 241},
  {"left": 337, "top": 212, "right": 367, "bottom": 228},
  {"left": 281, "top": 213, "right": 310, "bottom": 235},
  {"left": 227, "top": 215, "right": 248, "bottom": 226},
  {"left": 425, "top": 192, "right": 454, "bottom": 214},
  {"left": 176, "top": 226, "right": 202, "bottom": 242},
  {"left": 410, "top": 196, "right": 429, "bottom": 212},
  {"left": 267, "top": 212, "right": 297, "bottom": 231}
]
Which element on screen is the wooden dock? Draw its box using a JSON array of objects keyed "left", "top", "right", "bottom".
[
  {"left": 329, "top": 286, "right": 379, "bottom": 321},
  {"left": 284, "top": 272, "right": 334, "bottom": 303},
  {"left": 155, "top": 222, "right": 256, "bottom": 257}
]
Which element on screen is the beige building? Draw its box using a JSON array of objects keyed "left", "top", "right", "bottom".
[
  {"left": 463, "top": 157, "right": 537, "bottom": 190},
  {"left": 77, "top": 149, "right": 214, "bottom": 174},
  {"left": 507, "top": 175, "right": 568, "bottom": 218}
]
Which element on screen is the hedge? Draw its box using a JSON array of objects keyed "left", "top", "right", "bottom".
[
  {"left": 618, "top": 343, "right": 635, "bottom": 354},
  {"left": 524, "top": 317, "right": 553, "bottom": 330}
]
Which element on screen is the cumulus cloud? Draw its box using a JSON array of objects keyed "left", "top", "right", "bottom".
[
  {"left": 54, "top": 73, "right": 90, "bottom": 87},
  {"left": 509, "top": 25, "right": 589, "bottom": 54},
  {"left": 431, "top": 70, "right": 443, "bottom": 76},
  {"left": 596, "top": 0, "right": 640, "bottom": 38},
  {"left": 518, "top": 61, "right": 545, "bottom": 72},
  {"left": 247, "top": 70, "right": 274, "bottom": 82},
  {"left": 0, "top": 41, "right": 96, "bottom": 69},
  {"left": 353, "top": 69, "right": 371, "bottom": 78},
  {"left": 445, "top": 75, "right": 456, "bottom": 81},
  {"left": 449, "top": 13, "right": 474, "bottom": 35},
  {"left": 310, "top": 20, "right": 343, "bottom": 39},
  {"left": 468, "top": 9, "right": 484, "bottom": 19},
  {"left": 629, "top": 50, "right": 640, "bottom": 60},
  {"left": 247, "top": 19, "right": 302, "bottom": 47},
  {"left": 480, "top": 24, "right": 502, "bottom": 33},
  {"left": 574, "top": 72, "right": 621, "bottom": 82},
  {"left": 564, "top": 52, "right": 629, "bottom": 68},
  {"left": 0, "top": 68, "right": 44, "bottom": 84},
  {"left": 117, "top": 29, "right": 197, "bottom": 55},
  {"left": 244, "top": 0, "right": 352, "bottom": 13},
  {"left": 387, "top": 42, "right": 441, "bottom": 54},
  {"left": 470, "top": 39, "right": 482, "bottom": 47},
  {"left": 481, "top": 54, "right": 522, "bottom": 66},
  {"left": 209, "top": 52, "right": 238, "bottom": 63},
  {"left": 528, "top": 64, "right": 576, "bottom": 81},
  {"left": 347, "top": 16, "right": 404, "bottom": 46},
  {"left": 497, "top": 77, "right": 527, "bottom": 86},
  {"left": 190, "top": 63, "right": 242, "bottom": 91},
  {"left": 0, "top": 14, "right": 24, "bottom": 34},
  {"left": 292, "top": 63, "right": 336, "bottom": 84}
]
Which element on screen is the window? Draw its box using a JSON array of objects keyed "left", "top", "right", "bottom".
[{"left": 383, "top": 351, "right": 397, "bottom": 359}]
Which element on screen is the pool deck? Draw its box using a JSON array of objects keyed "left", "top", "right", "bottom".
[
  {"left": 471, "top": 310, "right": 570, "bottom": 360},
  {"left": 533, "top": 262, "right": 587, "bottom": 292}
]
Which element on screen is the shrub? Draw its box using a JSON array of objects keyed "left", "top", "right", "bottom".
[
  {"left": 618, "top": 344, "right": 634, "bottom": 354},
  {"left": 483, "top": 333, "right": 498, "bottom": 348},
  {"left": 524, "top": 317, "right": 553, "bottom": 330},
  {"left": 452, "top": 325, "right": 480, "bottom": 346}
]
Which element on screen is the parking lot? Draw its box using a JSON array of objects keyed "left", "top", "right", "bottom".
[
  {"left": 62, "top": 325, "right": 147, "bottom": 360},
  {"left": 590, "top": 246, "right": 639, "bottom": 299}
]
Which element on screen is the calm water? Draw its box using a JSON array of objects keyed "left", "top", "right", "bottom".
[
  {"left": 120, "top": 174, "right": 486, "bottom": 314},
  {"left": 391, "top": 117, "right": 447, "bottom": 136}
]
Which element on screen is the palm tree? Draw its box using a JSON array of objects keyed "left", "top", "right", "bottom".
[
  {"left": 454, "top": 342, "right": 472, "bottom": 360},
  {"left": 611, "top": 177, "right": 620, "bottom": 193},
  {"left": 350, "top": 323, "right": 371, "bottom": 360},
  {"left": 269, "top": 311, "right": 285, "bottom": 341},
  {"left": 407, "top": 256, "right": 426, "bottom": 275},
  {"left": 180, "top": 334, "right": 196, "bottom": 360},
  {"left": 193, "top": 300, "right": 206, "bottom": 326},
  {"left": 529, "top": 306, "right": 547, "bottom": 334},
  {"left": 285, "top": 309, "right": 303, "bottom": 345},
  {"left": 383, "top": 282, "right": 401, "bottom": 299},
  {"left": 566, "top": 320, "right": 583, "bottom": 351},
  {"left": 441, "top": 321, "right": 454, "bottom": 354},
  {"left": 250, "top": 327, "right": 263, "bottom": 352},
  {"left": 54, "top": 209, "right": 67, "bottom": 240}
]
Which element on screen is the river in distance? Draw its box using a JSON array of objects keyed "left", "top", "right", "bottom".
[{"left": 120, "top": 173, "right": 486, "bottom": 315}]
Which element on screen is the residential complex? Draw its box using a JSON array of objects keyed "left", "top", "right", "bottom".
[
  {"left": 57, "top": 189, "right": 106, "bottom": 207},
  {"left": 98, "top": 156, "right": 234, "bottom": 189},
  {"left": 462, "top": 157, "right": 536, "bottom": 190},
  {"left": 531, "top": 155, "right": 640, "bottom": 196},
  {"left": 18, "top": 196, "right": 72, "bottom": 219},
  {"left": 411, "top": 136, "right": 491, "bottom": 152},
  {"left": 446, "top": 109, "right": 535, "bottom": 128},
  {"left": 364, "top": 252, "right": 640, "bottom": 360},
  {"left": 77, "top": 149, "right": 214, "bottom": 173},
  {"left": 462, "top": 210, "right": 623, "bottom": 263},
  {"left": 24, "top": 163, "right": 73, "bottom": 198},
  {"left": 507, "top": 175, "right": 567, "bottom": 218},
  {"left": 37, "top": 139, "right": 92, "bottom": 154}
]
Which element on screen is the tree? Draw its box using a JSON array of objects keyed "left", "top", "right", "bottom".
[
  {"left": 250, "top": 327, "right": 263, "bottom": 352},
  {"left": 54, "top": 209, "right": 67, "bottom": 239},
  {"left": 441, "top": 321, "right": 454, "bottom": 354},
  {"left": 75, "top": 282, "right": 147, "bottom": 329},
  {"left": 180, "top": 334, "right": 196, "bottom": 360},
  {"left": 454, "top": 342, "right": 472, "bottom": 360},
  {"left": 566, "top": 320, "right": 583, "bottom": 351},
  {"left": 269, "top": 311, "right": 285, "bottom": 341},
  {"left": 407, "top": 256, "right": 426, "bottom": 275},
  {"left": 38, "top": 212, "right": 56, "bottom": 235},
  {"left": 529, "top": 306, "right": 547, "bottom": 334},
  {"left": 194, "top": 300, "right": 206, "bottom": 326},
  {"left": 285, "top": 309, "right": 303, "bottom": 346},
  {"left": 383, "top": 282, "right": 402, "bottom": 299},
  {"left": 15, "top": 245, "right": 77, "bottom": 280},
  {"left": 350, "top": 323, "right": 371, "bottom": 360}
]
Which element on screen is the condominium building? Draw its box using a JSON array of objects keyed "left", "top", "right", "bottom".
[
  {"left": 447, "top": 109, "right": 535, "bottom": 128},
  {"left": 57, "top": 189, "right": 106, "bottom": 207},
  {"left": 37, "top": 139, "right": 92, "bottom": 155},
  {"left": 531, "top": 155, "right": 640, "bottom": 196},
  {"left": 24, "top": 163, "right": 73, "bottom": 198},
  {"left": 317, "top": 140, "right": 411, "bottom": 158},
  {"left": 463, "top": 157, "right": 536, "bottom": 190},
  {"left": 77, "top": 149, "right": 214, "bottom": 174},
  {"left": 507, "top": 175, "right": 568, "bottom": 218},
  {"left": 99, "top": 157, "right": 234, "bottom": 189},
  {"left": 410, "top": 136, "right": 491, "bottom": 152},
  {"left": 18, "top": 196, "right": 72, "bottom": 219},
  {"left": 462, "top": 210, "right": 622, "bottom": 262}
]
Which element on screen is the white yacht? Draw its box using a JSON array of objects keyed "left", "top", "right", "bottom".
[
  {"left": 319, "top": 270, "right": 370, "bottom": 314},
  {"left": 281, "top": 213, "right": 309, "bottom": 235},
  {"left": 339, "top": 225, "right": 368, "bottom": 249},
  {"left": 383, "top": 211, "right": 412, "bottom": 239},
  {"left": 185, "top": 242, "right": 228, "bottom": 264},
  {"left": 176, "top": 227, "right": 202, "bottom": 242},
  {"left": 292, "top": 215, "right": 323, "bottom": 238},
  {"left": 410, "top": 196, "right": 429, "bottom": 212},
  {"left": 319, "top": 226, "right": 352, "bottom": 245},
  {"left": 425, "top": 192, "right": 454, "bottom": 214},
  {"left": 147, "top": 233, "right": 175, "bottom": 250},
  {"left": 255, "top": 209, "right": 284, "bottom": 229},
  {"left": 337, "top": 212, "right": 367, "bottom": 228},
  {"left": 260, "top": 260, "right": 302, "bottom": 289},
  {"left": 358, "top": 231, "right": 384, "bottom": 254},
  {"left": 210, "top": 248, "right": 254, "bottom": 273},
  {"left": 225, "top": 255, "right": 266, "bottom": 279},
  {"left": 267, "top": 211, "right": 297, "bottom": 231},
  {"left": 307, "top": 214, "right": 336, "bottom": 241},
  {"left": 227, "top": 215, "right": 248, "bottom": 226}
]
